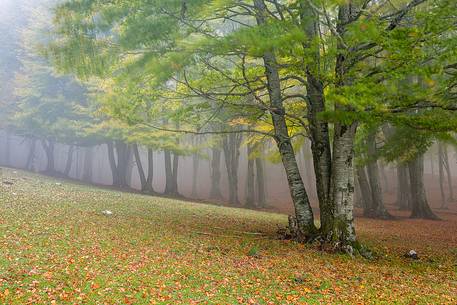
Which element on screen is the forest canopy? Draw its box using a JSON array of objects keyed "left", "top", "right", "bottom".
[{"left": 1, "top": 0, "right": 457, "bottom": 254}]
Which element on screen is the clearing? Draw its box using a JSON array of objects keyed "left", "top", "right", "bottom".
[{"left": 0, "top": 169, "right": 456, "bottom": 304}]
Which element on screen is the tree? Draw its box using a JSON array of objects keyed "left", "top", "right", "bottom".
[
  {"left": 365, "top": 130, "right": 393, "bottom": 219},
  {"left": 409, "top": 155, "right": 439, "bottom": 220},
  {"left": 48, "top": 0, "right": 457, "bottom": 252},
  {"left": 8, "top": 0, "right": 95, "bottom": 176}
]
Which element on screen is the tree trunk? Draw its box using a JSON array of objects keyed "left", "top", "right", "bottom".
[
  {"left": 209, "top": 147, "right": 223, "bottom": 200},
  {"left": 330, "top": 121, "right": 358, "bottom": 249},
  {"left": 366, "top": 132, "right": 392, "bottom": 219},
  {"left": 438, "top": 143, "right": 447, "bottom": 208},
  {"left": 133, "top": 144, "right": 147, "bottom": 191},
  {"left": 164, "top": 149, "right": 173, "bottom": 194},
  {"left": 357, "top": 167, "right": 373, "bottom": 213},
  {"left": 171, "top": 152, "right": 179, "bottom": 195},
  {"left": 107, "top": 141, "right": 130, "bottom": 188},
  {"left": 25, "top": 137, "right": 36, "bottom": 171},
  {"left": 303, "top": 140, "right": 315, "bottom": 193},
  {"left": 408, "top": 155, "right": 439, "bottom": 220},
  {"left": 163, "top": 149, "right": 179, "bottom": 196},
  {"left": 301, "top": 3, "right": 333, "bottom": 235},
  {"left": 115, "top": 141, "right": 130, "bottom": 188},
  {"left": 63, "top": 145, "right": 75, "bottom": 177},
  {"left": 145, "top": 148, "right": 154, "bottom": 194},
  {"left": 254, "top": 0, "right": 316, "bottom": 240},
  {"left": 379, "top": 162, "right": 390, "bottom": 193},
  {"left": 320, "top": 3, "right": 362, "bottom": 252},
  {"left": 245, "top": 144, "right": 255, "bottom": 207},
  {"left": 133, "top": 144, "right": 155, "bottom": 194},
  {"left": 222, "top": 133, "right": 242, "bottom": 205},
  {"left": 255, "top": 155, "right": 266, "bottom": 208},
  {"left": 191, "top": 152, "right": 200, "bottom": 197},
  {"left": 396, "top": 164, "right": 411, "bottom": 210},
  {"left": 82, "top": 146, "right": 93, "bottom": 182},
  {"left": 125, "top": 147, "right": 135, "bottom": 187},
  {"left": 41, "top": 139, "right": 55, "bottom": 173},
  {"left": 442, "top": 143, "right": 454, "bottom": 202},
  {"left": 107, "top": 142, "right": 119, "bottom": 186},
  {"left": 354, "top": 172, "right": 363, "bottom": 208}
]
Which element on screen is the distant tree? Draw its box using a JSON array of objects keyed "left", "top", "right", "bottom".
[{"left": 48, "top": 0, "right": 457, "bottom": 252}]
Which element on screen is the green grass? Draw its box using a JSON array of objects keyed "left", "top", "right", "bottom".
[{"left": 0, "top": 169, "right": 456, "bottom": 304}]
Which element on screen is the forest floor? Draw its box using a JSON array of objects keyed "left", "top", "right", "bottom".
[{"left": 0, "top": 168, "right": 456, "bottom": 304}]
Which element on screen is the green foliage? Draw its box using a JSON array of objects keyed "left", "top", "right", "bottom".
[
  {"left": 46, "top": 0, "right": 457, "bottom": 166},
  {"left": 7, "top": 0, "right": 97, "bottom": 146}
]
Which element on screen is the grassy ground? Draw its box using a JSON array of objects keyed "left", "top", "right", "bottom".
[{"left": 0, "top": 169, "right": 456, "bottom": 304}]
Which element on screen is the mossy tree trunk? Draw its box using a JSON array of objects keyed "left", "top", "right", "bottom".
[{"left": 254, "top": 0, "right": 317, "bottom": 240}]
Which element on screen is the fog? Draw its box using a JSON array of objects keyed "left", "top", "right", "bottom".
[
  {"left": 1, "top": 0, "right": 457, "bottom": 303},
  {"left": 1, "top": 130, "right": 456, "bottom": 214}
]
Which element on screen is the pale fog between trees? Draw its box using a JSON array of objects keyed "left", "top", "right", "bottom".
[
  {"left": 1, "top": 0, "right": 457, "bottom": 255},
  {"left": 1, "top": 0, "right": 457, "bottom": 303}
]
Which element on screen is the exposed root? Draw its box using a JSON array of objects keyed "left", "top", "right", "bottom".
[{"left": 277, "top": 215, "right": 374, "bottom": 259}]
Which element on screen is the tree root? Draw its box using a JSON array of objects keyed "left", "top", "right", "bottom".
[{"left": 277, "top": 215, "right": 374, "bottom": 259}]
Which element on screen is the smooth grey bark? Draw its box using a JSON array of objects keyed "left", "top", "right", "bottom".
[
  {"left": 396, "top": 164, "right": 411, "bottom": 210},
  {"left": 408, "top": 155, "right": 439, "bottom": 220},
  {"left": 222, "top": 133, "right": 242, "bottom": 205},
  {"left": 254, "top": 0, "right": 316, "bottom": 239},
  {"left": 209, "top": 147, "right": 223, "bottom": 199},
  {"left": 326, "top": 3, "right": 359, "bottom": 248},
  {"left": 246, "top": 144, "right": 255, "bottom": 207},
  {"left": 300, "top": 1, "right": 333, "bottom": 235},
  {"left": 63, "top": 145, "right": 75, "bottom": 177},
  {"left": 366, "top": 132, "right": 392, "bottom": 219},
  {"left": 82, "top": 146, "right": 93, "bottom": 182},
  {"left": 331, "top": 121, "right": 358, "bottom": 246}
]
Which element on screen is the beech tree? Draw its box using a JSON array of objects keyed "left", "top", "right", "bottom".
[
  {"left": 48, "top": 0, "right": 457, "bottom": 252},
  {"left": 10, "top": 0, "right": 93, "bottom": 175}
]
